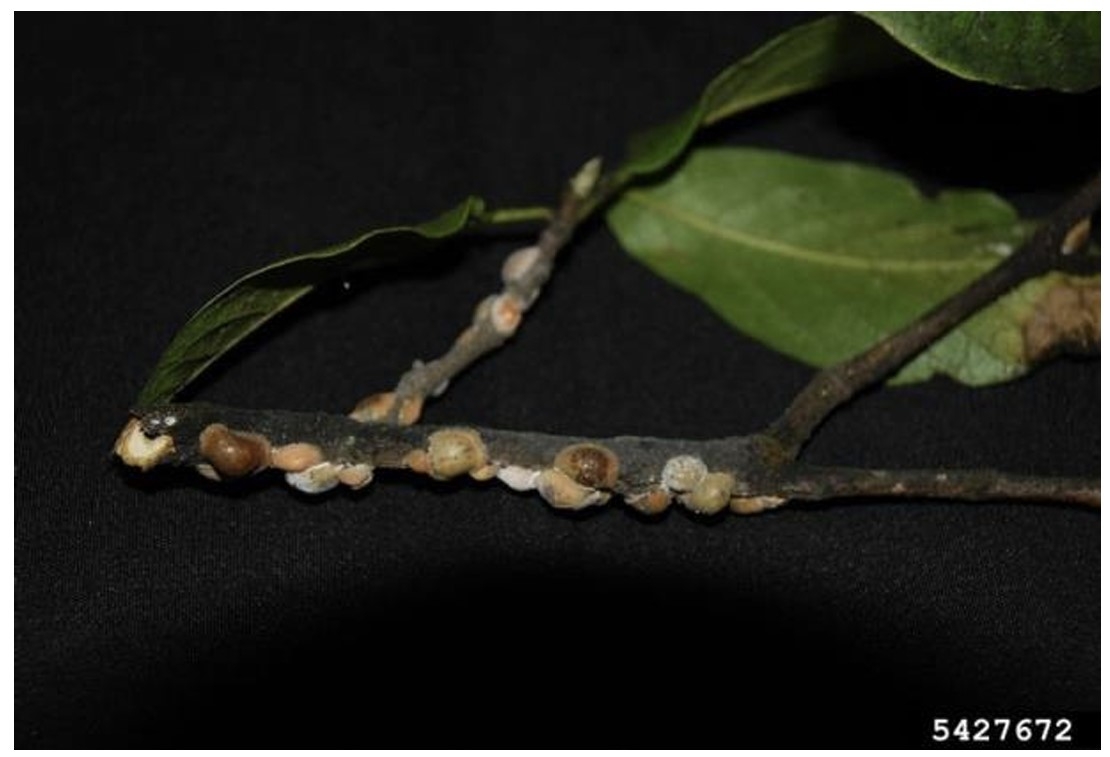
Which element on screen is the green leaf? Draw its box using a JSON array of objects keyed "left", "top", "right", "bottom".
[
  {"left": 860, "top": 12, "right": 1099, "bottom": 92},
  {"left": 136, "top": 196, "right": 491, "bottom": 408},
  {"left": 607, "top": 147, "right": 1096, "bottom": 386},
  {"left": 614, "top": 14, "right": 912, "bottom": 186}
]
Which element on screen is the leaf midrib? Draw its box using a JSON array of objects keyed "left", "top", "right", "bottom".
[{"left": 625, "top": 190, "right": 997, "bottom": 273}]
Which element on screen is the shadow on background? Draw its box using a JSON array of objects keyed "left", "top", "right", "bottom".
[{"left": 45, "top": 562, "right": 950, "bottom": 747}]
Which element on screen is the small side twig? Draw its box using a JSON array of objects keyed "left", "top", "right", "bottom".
[
  {"left": 350, "top": 158, "right": 603, "bottom": 426},
  {"left": 765, "top": 176, "right": 1100, "bottom": 460}
]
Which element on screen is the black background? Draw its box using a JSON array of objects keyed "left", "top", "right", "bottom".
[{"left": 17, "top": 12, "right": 1100, "bottom": 748}]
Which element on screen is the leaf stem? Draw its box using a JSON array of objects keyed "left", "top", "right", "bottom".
[{"left": 480, "top": 205, "right": 554, "bottom": 225}]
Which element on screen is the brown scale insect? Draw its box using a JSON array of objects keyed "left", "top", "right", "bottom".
[
  {"left": 553, "top": 443, "right": 619, "bottom": 490},
  {"left": 198, "top": 423, "right": 270, "bottom": 479}
]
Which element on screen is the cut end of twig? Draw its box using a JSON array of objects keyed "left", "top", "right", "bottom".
[{"left": 114, "top": 417, "right": 175, "bottom": 471}]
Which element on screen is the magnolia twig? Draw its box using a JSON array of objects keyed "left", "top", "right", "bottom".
[
  {"left": 115, "top": 403, "right": 1099, "bottom": 513},
  {"left": 765, "top": 176, "right": 1101, "bottom": 460},
  {"left": 115, "top": 178, "right": 1101, "bottom": 515},
  {"left": 350, "top": 158, "right": 603, "bottom": 426}
]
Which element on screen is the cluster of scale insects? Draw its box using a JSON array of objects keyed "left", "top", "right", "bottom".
[{"left": 116, "top": 417, "right": 785, "bottom": 516}]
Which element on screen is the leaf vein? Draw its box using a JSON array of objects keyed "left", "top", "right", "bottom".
[{"left": 625, "top": 190, "right": 995, "bottom": 274}]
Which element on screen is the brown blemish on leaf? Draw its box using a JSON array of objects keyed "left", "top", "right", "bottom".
[
  {"left": 1022, "top": 276, "right": 1100, "bottom": 363},
  {"left": 198, "top": 423, "right": 270, "bottom": 478},
  {"left": 554, "top": 443, "right": 619, "bottom": 489}
]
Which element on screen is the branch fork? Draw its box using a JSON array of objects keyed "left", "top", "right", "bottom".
[{"left": 116, "top": 172, "right": 1101, "bottom": 515}]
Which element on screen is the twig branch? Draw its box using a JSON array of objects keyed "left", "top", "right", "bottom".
[
  {"left": 115, "top": 402, "right": 1099, "bottom": 514},
  {"left": 115, "top": 178, "right": 1100, "bottom": 516},
  {"left": 765, "top": 176, "right": 1100, "bottom": 460},
  {"left": 350, "top": 158, "right": 603, "bottom": 426},
  {"left": 772, "top": 465, "right": 1099, "bottom": 509}
]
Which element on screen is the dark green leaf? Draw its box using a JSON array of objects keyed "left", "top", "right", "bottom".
[
  {"left": 136, "top": 197, "right": 490, "bottom": 408},
  {"left": 860, "top": 11, "right": 1099, "bottom": 92},
  {"left": 614, "top": 14, "right": 912, "bottom": 185},
  {"left": 607, "top": 147, "right": 1097, "bottom": 386}
]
